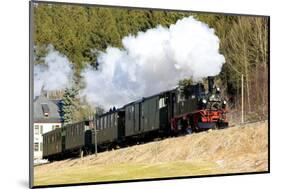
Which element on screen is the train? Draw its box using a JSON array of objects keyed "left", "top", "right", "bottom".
[{"left": 42, "top": 76, "right": 228, "bottom": 161}]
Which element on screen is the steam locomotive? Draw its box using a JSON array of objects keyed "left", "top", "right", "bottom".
[{"left": 42, "top": 76, "right": 228, "bottom": 161}]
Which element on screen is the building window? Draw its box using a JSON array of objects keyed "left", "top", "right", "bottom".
[
  {"left": 34, "top": 142, "right": 39, "bottom": 151},
  {"left": 41, "top": 103, "right": 50, "bottom": 117},
  {"left": 34, "top": 125, "right": 39, "bottom": 135}
]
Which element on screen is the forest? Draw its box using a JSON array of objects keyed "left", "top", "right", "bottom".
[{"left": 33, "top": 3, "right": 269, "bottom": 124}]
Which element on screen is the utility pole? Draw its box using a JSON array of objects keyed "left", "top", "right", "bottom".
[
  {"left": 241, "top": 74, "right": 244, "bottom": 124},
  {"left": 94, "top": 118, "right": 97, "bottom": 157},
  {"left": 89, "top": 115, "right": 98, "bottom": 157}
]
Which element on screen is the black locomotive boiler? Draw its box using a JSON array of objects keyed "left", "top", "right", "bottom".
[{"left": 42, "top": 76, "right": 228, "bottom": 161}]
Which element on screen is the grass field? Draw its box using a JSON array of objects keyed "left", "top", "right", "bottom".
[
  {"left": 34, "top": 121, "right": 268, "bottom": 186},
  {"left": 35, "top": 161, "right": 227, "bottom": 186}
]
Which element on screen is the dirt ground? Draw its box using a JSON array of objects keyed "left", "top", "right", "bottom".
[{"left": 34, "top": 121, "right": 268, "bottom": 186}]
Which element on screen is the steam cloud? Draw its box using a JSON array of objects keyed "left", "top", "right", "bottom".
[
  {"left": 80, "top": 16, "right": 225, "bottom": 110},
  {"left": 34, "top": 45, "right": 73, "bottom": 97}
]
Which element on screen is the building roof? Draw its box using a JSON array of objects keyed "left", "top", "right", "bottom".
[{"left": 34, "top": 95, "right": 62, "bottom": 123}]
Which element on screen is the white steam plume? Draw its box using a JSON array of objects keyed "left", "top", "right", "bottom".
[
  {"left": 34, "top": 45, "right": 74, "bottom": 97},
  {"left": 80, "top": 16, "right": 225, "bottom": 110}
]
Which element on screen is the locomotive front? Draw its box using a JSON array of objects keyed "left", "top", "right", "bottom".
[
  {"left": 171, "top": 76, "right": 228, "bottom": 134},
  {"left": 197, "top": 77, "right": 228, "bottom": 129}
]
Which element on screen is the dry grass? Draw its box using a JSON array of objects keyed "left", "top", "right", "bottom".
[{"left": 34, "top": 121, "right": 268, "bottom": 186}]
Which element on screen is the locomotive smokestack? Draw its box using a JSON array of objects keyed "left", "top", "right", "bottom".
[{"left": 208, "top": 76, "right": 215, "bottom": 93}]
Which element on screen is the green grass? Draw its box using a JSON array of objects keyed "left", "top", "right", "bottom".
[{"left": 34, "top": 161, "right": 224, "bottom": 186}]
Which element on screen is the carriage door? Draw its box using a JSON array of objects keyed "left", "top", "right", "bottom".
[{"left": 134, "top": 103, "right": 140, "bottom": 133}]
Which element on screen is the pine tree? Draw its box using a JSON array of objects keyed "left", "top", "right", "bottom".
[{"left": 61, "top": 87, "right": 79, "bottom": 124}]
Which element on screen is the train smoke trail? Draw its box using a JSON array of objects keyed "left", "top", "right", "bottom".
[
  {"left": 81, "top": 16, "right": 225, "bottom": 110},
  {"left": 34, "top": 45, "right": 74, "bottom": 97}
]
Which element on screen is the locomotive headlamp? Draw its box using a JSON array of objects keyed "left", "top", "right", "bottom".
[
  {"left": 223, "top": 100, "right": 227, "bottom": 105},
  {"left": 217, "top": 87, "right": 220, "bottom": 92},
  {"left": 202, "top": 99, "right": 207, "bottom": 104}
]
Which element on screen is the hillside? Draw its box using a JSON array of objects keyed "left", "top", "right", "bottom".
[{"left": 34, "top": 121, "right": 268, "bottom": 186}]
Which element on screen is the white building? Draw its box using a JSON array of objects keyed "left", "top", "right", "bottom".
[{"left": 33, "top": 95, "right": 62, "bottom": 163}]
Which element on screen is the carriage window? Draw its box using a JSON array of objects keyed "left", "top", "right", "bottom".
[
  {"left": 177, "top": 93, "right": 185, "bottom": 102},
  {"left": 101, "top": 117, "right": 104, "bottom": 130},
  {"left": 107, "top": 116, "right": 109, "bottom": 128},
  {"left": 100, "top": 117, "right": 103, "bottom": 130},
  {"left": 97, "top": 119, "right": 100, "bottom": 130},
  {"left": 129, "top": 106, "right": 134, "bottom": 120},
  {"left": 108, "top": 115, "right": 110, "bottom": 128},
  {"left": 112, "top": 114, "right": 114, "bottom": 127},
  {"left": 40, "top": 142, "right": 43, "bottom": 152},
  {"left": 159, "top": 98, "right": 166, "bottom": 109},
  {"left": 108, "top": 116, "right": 110, "bottom": 128},
  {"left": 110, "top": 114, "right": 113, "bottom": 127}
]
